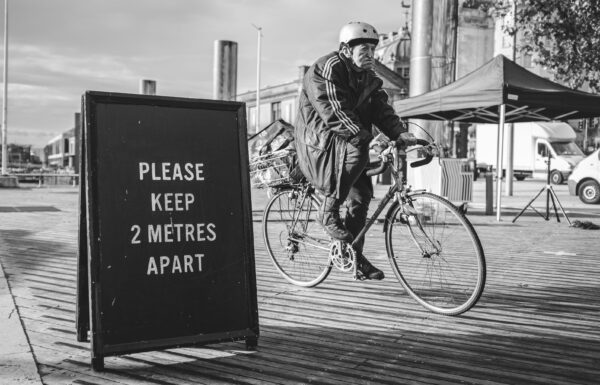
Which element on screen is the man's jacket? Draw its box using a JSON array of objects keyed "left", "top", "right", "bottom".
[{"left": 294, "top": 51, "right": 406, "bottom": 198}]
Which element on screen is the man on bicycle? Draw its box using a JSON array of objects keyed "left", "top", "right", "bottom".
[{"left": 294, "top": 21, "right": 416, "bottom": 280}]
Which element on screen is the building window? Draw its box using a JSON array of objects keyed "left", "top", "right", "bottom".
[
  {"left": 271, "top": 102, "right": 281, "bottom": 122},
  {"left": 284, "top": 103, "right": 292, "bottom": 122},
  {"left": 248, "top": 106, "right": 256, "bottom": 132},
  {"left": 537, "top": 142, "right": 549, "bottom": 158},
  {"left": 400, "top": 66, "right": 410, "bottom": 79}
]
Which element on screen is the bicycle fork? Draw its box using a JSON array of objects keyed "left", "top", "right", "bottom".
[{"left": 399, "top": 198, "right": 442, "bottom": 258}]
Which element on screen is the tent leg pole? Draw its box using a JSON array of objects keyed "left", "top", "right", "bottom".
[
  {"left": 506, "top": 122, "right": 514, "bottom": 196},
  {"left": 496, "top": 104, "right": 506, "bottom": 221}
]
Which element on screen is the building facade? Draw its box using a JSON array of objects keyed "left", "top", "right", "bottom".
[
  {"left": 0, "top": 144, "right": 40, "bottom": 170},
  {"left": 43, "top": 112, "right": 81, "bottom": 172}
]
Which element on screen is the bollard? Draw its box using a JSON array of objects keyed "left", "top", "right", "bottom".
[{"left": 485, "top": 173, "right": 493, "bottom": 215}]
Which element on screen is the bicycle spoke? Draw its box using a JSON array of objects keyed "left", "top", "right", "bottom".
[{"left": 263, "top": 188, "right": 331, "bottom": 287}]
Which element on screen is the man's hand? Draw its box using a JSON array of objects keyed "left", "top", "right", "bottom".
[
  {"left": 348, "top": 129, "right": 373, "bottom": 148},
  {"left": 397, "top": 132, "right": 417, "bottom": 146}
]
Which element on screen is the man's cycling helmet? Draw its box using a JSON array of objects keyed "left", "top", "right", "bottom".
[{"left": 339, "top": 21, "right": 379, "bottom": 47}]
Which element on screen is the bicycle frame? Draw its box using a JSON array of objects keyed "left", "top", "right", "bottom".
[
  {"left": 351, "top": 145, "right": 411, "bottom": 251},
  {"left": 280, "top": 141, "right": 434, "bottom": 257},
  {"left": 263, "top": 139, "right": 485, "bottom": 314},
  {"left": 283, "top": 184, "right": 332, "bottom": 253}
]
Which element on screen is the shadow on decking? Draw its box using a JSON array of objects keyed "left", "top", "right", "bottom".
[
  {"left": 56, "top": 320, "right": 599, "bottom": 385},
  {"left": 0, "top": 206, "right": 61, "bottom": 212}
]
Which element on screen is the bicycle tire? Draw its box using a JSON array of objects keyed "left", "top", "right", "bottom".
[
  {"left": 263, "top": 187, "right": 332, "bottom": 287},
  {"left": 385, "top": 192, "right": 486, "bottom": 315}
]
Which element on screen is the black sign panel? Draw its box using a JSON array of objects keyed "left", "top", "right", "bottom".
[{"left": 78, "top": 91, "right": 258, "bottom": 370}]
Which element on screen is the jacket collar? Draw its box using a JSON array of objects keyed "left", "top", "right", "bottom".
[{"left": 337, "top": 52, "right": 383, "bottom": 106}]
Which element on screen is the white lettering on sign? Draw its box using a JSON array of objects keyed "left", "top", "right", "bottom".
[
  {"left": 146, "top": 223, "right": 217, "bottom": 243},
  {"left": 131, "top": 160, "right": 218, "bottom": 276},
  {"left": 146, "top": 254, "right": 204, "bottom": 275},
  {"left": 138, "top": 162, "right": 204, "bottom": 181},
  {"left": 130, "top": 225, "right": 141, "bottom": 244},
  {"left": 151, "top": 193, "right": 195, "bottom": 211}
]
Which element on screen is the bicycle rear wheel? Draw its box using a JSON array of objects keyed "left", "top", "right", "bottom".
[
  {"left": 385, "top": 192, "right": 486, "bottom": 315},
  {"left": 263, "top": 187, "right": 332, "bottom": 287}
]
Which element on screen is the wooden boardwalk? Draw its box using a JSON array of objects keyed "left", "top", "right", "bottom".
[{"left": 1, "top": 184, "right": 599, "bottom": 384}]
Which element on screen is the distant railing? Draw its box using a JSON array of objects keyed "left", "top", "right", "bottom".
[{"left": 12, "top": 173, "right": 80, "bottom": 187}]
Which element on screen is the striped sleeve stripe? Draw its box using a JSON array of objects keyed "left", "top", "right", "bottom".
[
  {"left": 323, "top": 57, "right": 360, "bottom": 134},
  {"left": 322, "top": 56, "right": 361, "bottom": 134}
]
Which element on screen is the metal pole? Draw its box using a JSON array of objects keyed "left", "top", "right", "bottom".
[
  {"left": 252, "top": 24, "right": 262, "bottom": 133},
  {"left": 449, "top": 0, "right": 458, "bottom": 157},
  {"left": 212, "top": 40, "right": 238, "bottom": 101},
  {"left": 1, "top": 0, "right": 8, "bottom": 175},
  {"left": 139, "top": 79, "right": 156, "bottom": 95},
  {"left": 505, "top": 0, "right": 517, "bottom": 196},
  {"left": 496, "top": 104, "right": 506, "bottom": 221},
  {"left": 409, "top": 0, "right": 433, "bottom": 97},
  {"left": 409, "top": 0, "right": 433, "bottom": 139},
  {"left": 506, "top": 125, "right": 514, "bottom": 195},
  {"left": 583, "top": 118, "right": 588, "bottom": 151}
]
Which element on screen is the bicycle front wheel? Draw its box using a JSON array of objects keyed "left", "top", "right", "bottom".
[
  {"left": 263, "top": 188, "right": 332, "bottom": 287},
  {"left": 385, "top": 192, "right": 486, "bottom": 315}
]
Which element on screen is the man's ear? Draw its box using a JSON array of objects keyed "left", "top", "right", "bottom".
[{"left": 339, "top": 43, "right": 351, "bottom": 57}]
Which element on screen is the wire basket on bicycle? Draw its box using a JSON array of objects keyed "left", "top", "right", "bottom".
[{"left": 249, "top": 149, "right": 298, "bottom": 189}]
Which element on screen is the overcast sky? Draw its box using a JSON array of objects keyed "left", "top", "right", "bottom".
[{"left": 3, "top": 0, "right": 410, "bottom": 147}]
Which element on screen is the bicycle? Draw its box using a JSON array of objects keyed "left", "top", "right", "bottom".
[{"left": 255, "top": 138, "right": 486, "bottom": 316}]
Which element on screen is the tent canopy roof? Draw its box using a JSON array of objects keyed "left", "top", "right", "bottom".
[{"left": 393, "top": 54, "right": 600, "bottom": 123}]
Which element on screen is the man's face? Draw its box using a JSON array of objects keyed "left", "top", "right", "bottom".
[{"left": 350, "top": 43, "right": 376, "bottom": 71}]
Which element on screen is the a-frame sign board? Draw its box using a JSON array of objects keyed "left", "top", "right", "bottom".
[{"left": 76, "top": 91, "right": 259, "bottom": 371}]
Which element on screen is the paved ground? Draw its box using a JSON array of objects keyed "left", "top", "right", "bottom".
[{"left": 1, "top": 178, "right": 599, "bottom": 384}]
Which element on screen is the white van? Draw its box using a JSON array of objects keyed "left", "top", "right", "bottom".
[
  {"left": 476, "top": 122, "right": 585, "bottom": 184},
  {"left": 568, "top": 149, "right": 600, "bottom": 204}
]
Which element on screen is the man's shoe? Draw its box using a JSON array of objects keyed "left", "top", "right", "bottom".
[
  {"left": 357, "top": 255, "right": 384, "bottom": 280},
  {"left": 319, "top": 211, "right": 354, "bottom": 242}
]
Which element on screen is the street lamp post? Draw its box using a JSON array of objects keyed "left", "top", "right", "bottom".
[
  {"left": 505, "top": 0, "right": 517, "bottom": 196},
  {"left": 1, "top": 0, "right": 8, "bottom": 175},
  {"left": 252, "top": 24, "right": 262, "bottom": 133}
]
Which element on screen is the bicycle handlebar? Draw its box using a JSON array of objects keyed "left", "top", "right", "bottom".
[
  {"left": 365, "top": 159, "right": 388, "bottom": 177},
  {"left": 409, "top": 139, "right": 434, "bottom": 168},
  {"left": 365, "top": 138, "right": 435, "bottom": 177}
]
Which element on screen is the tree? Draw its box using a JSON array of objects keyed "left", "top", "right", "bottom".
[{"left": 492, "top": 0, "right": 600, "bottom": 92}]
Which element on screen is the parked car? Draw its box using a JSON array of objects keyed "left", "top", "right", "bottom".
[{"left": 568, "top": 149, "right": 600, "bottom": 204}]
